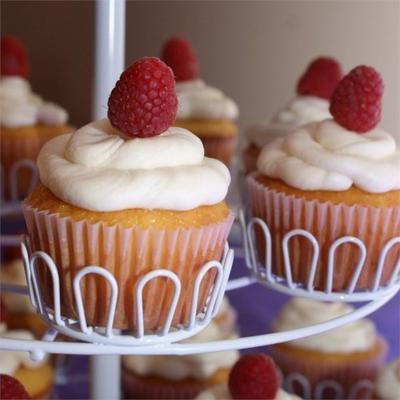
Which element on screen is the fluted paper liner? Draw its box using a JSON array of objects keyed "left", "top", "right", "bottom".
[
  {"left": 247, "top": 175, "right": 400, "bottom": 291},
  {"left": 271, "top": 338, "right": 387, "bottom": 399},
  {"left": 201, "top": 136, "right": 237, "bottom": 167},
  {"left": 1, "top": 127, "right": 71, "bottom": 200},
  {"left": 23, "top": 204, "right": 234, "bottom": 330},
  {"left": 1, "top": 135, "right": 43, "bottom": 200},
  {"left": 121, "top": 366, "right": 212, "bottom": 399}
]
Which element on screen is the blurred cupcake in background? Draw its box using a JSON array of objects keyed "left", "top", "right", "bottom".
[
  {"left": 195, "top": 353, "right": 302, "bottom": 400},
  {"left": 270, "top": 298, "right": 387, "bottom": 399},
  {"left": 162, "top": 37, "right": 239, "bottom": 166},
  {"left": 0, "top": 36, "right": 71, "bottom": 200},
  {"left": 121, "top": 296, "right": 239, "bottom": 399},
  {"left": 0, "top": 253, "right": 47, "bottom": 337},
  {"left": 374, "top": 358, "right": 400, "bottom": 400},
  {"left": 242, "top": 56, "right": 342, "bottom": 173},
  {"left": 0, "top": 301, "right": 54, "bottom": 399}
]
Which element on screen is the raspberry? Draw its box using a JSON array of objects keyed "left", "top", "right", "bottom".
[
  {"left": 296, "top": 57, "right": 342, "bottom": 100},
  {"left": 107, "top": 57, "right": 177, "bottom": 138},
  {"left": 162, "top": 37, "right": 199, "bottom": 82},
  {"left": 330, "top": 65, "right": 383, "bottom": 133},
  {"left": 228, "top": 354, "right": 279, "bottom": 399},
  {"left": 0, "top": 375, "right": 31, "bottom": 400},
  {"left": 1, "top": 36, "right": 29, "bottom": 78}
]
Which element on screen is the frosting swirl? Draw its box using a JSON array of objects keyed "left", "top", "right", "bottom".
[
  {"left": 122, "top": 320, "right": 239, "bottom": 380},
  {"left": 375, "top": 358, "right": 400, "bottom": 399},
  {"left": 247, "top": 96, "right": 331, "bottom": 147},
  {"left": 0, "top": 330, "right": 47, "bottom": 374},
  {"left": 272, "top": 298, "right": 377, "bottom": 353},
  {"left": 257, "top": 119, "right": 400, "bottom": 193},
  {"left": 37, "top": 119, "right": 230, "bottom": 211},
  {"left": 176, "top": 79, "right": 238, "bottom": 120},
  {"left": 195, "top": 384, "right": 301, "bottom": 400},
  {"left": 0, "top": 77, "right": 68, "bottom": 128}
]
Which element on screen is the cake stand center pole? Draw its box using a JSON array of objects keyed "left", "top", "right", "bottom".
[{"left": 91, "top": 1, "right": 125, "bottom": 399}]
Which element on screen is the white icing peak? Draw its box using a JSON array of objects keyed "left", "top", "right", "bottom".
[
  {"left": 37, "top": 118, "right": 230, "bottom": 211},
  {"left": 272, "top": 298, "right": 377, "bottom": 353},
  {"left": 176, "top": 79, "right": 238, "bottom": 120},
  {"left": 195, "top": 384, "right": 301, "bottom": 400},
  {"left": 0, "top": 77, "right": 68, "bottom": 128},
  {"left": 375, "top": 358, "right": 400, "bottom": 400},
  {"left": 0, "top": 329, "right": 47, "bottom": 375},
  {"left": 247, "top": 96, "right": 331, "bottom": 147},
  {"left": 257, "top": 119, "right": 400, "bottom": 193},
  {"left": 0, "top": 259, "right": 34, "bottom": 314}
]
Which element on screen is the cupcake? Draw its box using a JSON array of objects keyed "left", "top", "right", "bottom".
[
  {"left": 121, "top": 296, "right": 239, "bottom": 399},
  {"left": 0, "top": 36, "right": 71, "bottom": 201},
  {"left": 22, "top": 57, "right": 234, "bottom": 330},
  {"left": 195, "top": 353, "right": 302, "bottom": 400},
  {"left": 247, "top": 65, "right": 400, "bottom": 291},
  {"left": 0, "top": 303, "right": 53, "bottom": 399},
  {"left": 270, "top": 298, "right": 387, "bottom": 399},
  {"left": 162, "top": 37, "right": 239, "bottom": 166},
  {"left": 374, "top": 358, "right": 400, "bottom": 399},
  {"left": 242, "top": 57, "right": 342, "bottom": 173},
  {"left": 0, "top": 257, "right": 47, "bottom": 337}
]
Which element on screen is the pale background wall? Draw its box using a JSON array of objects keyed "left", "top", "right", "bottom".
[{"left": 2, "top": 0, "right": 399, "bottom": 141}]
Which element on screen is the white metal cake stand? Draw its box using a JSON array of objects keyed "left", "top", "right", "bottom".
[{"left": 0, "top": 1, "right": 399, "bottom": 399}]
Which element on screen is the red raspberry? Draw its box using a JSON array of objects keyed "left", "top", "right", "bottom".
[
  {"left": 229, "top": 354, "right": 279, "bottom": 399},
  {"left": 162, "top": 37, "right": 199, "bottom": 82},
  {"left": 1, "top": 36, "right": 29, "bottom": 78},
  {"left": 330, "top": 65, "right": 383, "bottom": 133},
  {"left": 297, "top": 57, "right": 342, "bottom": 100},
  {"left": 108, "top": 57, "right": 177, "bottom": 138},
  {"left": 0, "top": 375, "right": 31, "bottom": 400}
]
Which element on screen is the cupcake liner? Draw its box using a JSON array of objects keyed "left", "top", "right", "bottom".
[
  {"left": 247, "top": 175, "right": 400, "bottom": 291},
  {"left": 271, "top": 338, "right": 387, "bottom": 399},
  {"left": 201, "top": 136, "right": 237, "bottom": 166},
  {"left": 242, "top": 143, "right": 261, "bottom": 174},
  {"left": 1, "top": 135, "right": 43, "bottom": 201},
  {"left": 22, "top": 204, "right": 234, "bottom": 330},
  {"left": 121, "top": 367, "right": 210, "bottom": 399}
]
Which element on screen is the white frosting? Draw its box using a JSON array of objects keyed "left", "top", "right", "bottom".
[
  {"left": 122, "top": 321, "right": 239, "bottom": 380},
  {"left": 0, "top": 77, "right": 68, "bottom": 128},
  {"left": 257, "top": 119, "right": 400, "bottom": 193},
  {"left": 247, "top": 96, "right": 331, "bottom": 147},
  {"left": 0, "top": 259, "right": 34, "bottom": 314},
  {"left": 272, "top": 298, "right": 377, "bottom": 353},
  {"left": 0, "top": 330, "right": 47, "bottom": 374},
  {"left": 375, "top": 358, "right": 400, "bottom": 400},
  {"left": 195, "top": 384, "right": 301, "bottom": 400},
  {"left": 176, "top": 79, "right": 238, "bottom": 120},
  {"left": 37, "top": 118, "right": 231, "bottom": 211}
]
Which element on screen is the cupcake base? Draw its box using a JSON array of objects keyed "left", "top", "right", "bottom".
[
  {"left": 14, "top": 362, "right": 54, "bottom": 400},
  {"left": 271, "top": 338, "right": 387, "bottom": 399},
  {"left": 121, "top": 365, "right": 230, "bottom": 399},
  {"left": 247, "top": 174, "right": 400, "bottom": 291},
  {"left": 23, "top": 185, "right": 234, "bottom": 330},
  {"left": 242, "top": 142, "right": 261, "bottom": 174},
  {"left": 174, "top": 118, "right": 238, "bottom": 166},
  {"left": 0, "top": 124, "right": 72, "bottom": 200}
]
